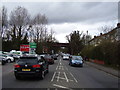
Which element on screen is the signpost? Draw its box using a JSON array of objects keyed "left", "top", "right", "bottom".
[
  {"left": 20, "top": 43, "right": 37, "bottom": 54},
  {"left": 29, "top": 42, "right": 37, "bottom": 54},
  {"left": 30, "top": 42, "right": 37, "bottom": 48}
]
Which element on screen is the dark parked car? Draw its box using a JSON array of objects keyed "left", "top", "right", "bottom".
[
  {"left": 69, "top": 56, "right": 83, "bottom": 67},
  {"left": 14, "top": 55, "right": 49, "bottom": 80},
  {"left": 44, "top": 55, "right": 54, "bottom": 64}
]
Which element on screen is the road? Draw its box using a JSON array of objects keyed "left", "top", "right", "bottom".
[{"left": 1, "top": 57, "right": 119, "bottom": 90}]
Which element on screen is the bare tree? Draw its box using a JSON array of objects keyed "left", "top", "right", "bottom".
[
  {"left": 31, "top": 13, "right": 48, "bottom": 43},
  {"left": 9, "top": 6, "right": 30, "bottom": 41},
  {"left": 98, "top": 25, "right": 114, "bottom": 34},
  {"left": 2, "top": 6, "right": 8, "bottom": 37}
]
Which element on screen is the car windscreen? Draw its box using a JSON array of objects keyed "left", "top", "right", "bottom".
[{"left": 17, "top": 58, "right": 38, "bottom": 64}]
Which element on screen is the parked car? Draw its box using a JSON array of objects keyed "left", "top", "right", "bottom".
[
  {"left": 5, "top": 54, "right": 14, "bottom": 63},
  {"left": 14, "top": 55, "right": 49, "bottom": 80},
  {"left": 69, "top": 56, "right": 83, "bottom": 67},
  {"left": 63, "top": 54, "right": 70, "bottom": 60},
  {"left": 44, "top": 55, "right": 54, "bottom": 64},
  {"left": 0, "top": 56, "right": 7, "bottom": 65}
]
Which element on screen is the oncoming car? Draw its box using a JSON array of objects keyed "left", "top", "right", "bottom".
[
  {"left": 14, "top": 55, "right": 49, "bottom": 80},
  {"left": 69, "top": 56, "right": 83, "bottom": 67}
]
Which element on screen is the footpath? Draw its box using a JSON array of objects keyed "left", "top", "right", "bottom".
[{"left": 85, "top": 61, "right": 120, "bottom": 78}]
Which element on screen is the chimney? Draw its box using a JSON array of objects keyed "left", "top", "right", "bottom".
[
  {"left": 100, "top": 33, "right": 102, "bottom": 36},
  {"left": 117, "top": 23, "right": 120, "bottom": 28},
  {"left": 94, "top": 36, "right": 96, "bottom": 38}
]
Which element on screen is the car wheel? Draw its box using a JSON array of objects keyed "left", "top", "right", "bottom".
[
  {"left": 7, "top": 59, "right": 11, "bottom": 63},
  {"left": 39, "top": 70, "right": 45, "bottom": 80},
  {"left": 15, "top": 75, "right": 21, "bottom": 80},
  {"left": 2, "top": 61, "right": 5, "bottom": 65},
  {"left": 46, "top": 69, "right": 49, "bottom": 73}
]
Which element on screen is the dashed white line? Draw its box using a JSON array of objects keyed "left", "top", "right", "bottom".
[
  {"left": 70, "top": 72, "right": 78, "bottom": 83},
  {"left": 57, "top": 72, "right": 60, "bottom": 82},
  {"left": 64, "top": 72, "right": 69, "bottom": 82},
  {"left": 51, "top": 72, "right": 56, "bottom": 82}
]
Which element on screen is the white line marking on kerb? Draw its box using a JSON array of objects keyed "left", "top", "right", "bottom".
[
  {"left": 70, "top": 72, "right": 78, "bottom": 83},
  {"left": 51, "top": 72, "right": 56, "bottom": 82},
  {"left": 64, "top": 72, "right": 69, "bottom": 82},
  {"left": 57, "top": 72, "right": 60, "bottom": 82}
]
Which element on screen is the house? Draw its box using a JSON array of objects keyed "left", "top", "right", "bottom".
[{"left": 88, "top": 23, "right": 119, "bottom": 46}]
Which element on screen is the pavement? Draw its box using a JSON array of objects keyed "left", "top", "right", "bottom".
[{"left": 85, "top": 61, "right": 120, "bottom": 78}]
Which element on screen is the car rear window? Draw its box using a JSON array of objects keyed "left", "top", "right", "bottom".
[{"left": 18, "top": 57, "right": 38, "bottom": 64}]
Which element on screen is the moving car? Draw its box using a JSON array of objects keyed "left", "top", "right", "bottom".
[
  {"left": 63, "top": 54, "right": 70, "bottom": 60},
  {"left": 14, "top": 55, "right": 49, "bottom": 80},
  {"left": 69, "top": 56, "right": 83, "bottom": 67}
]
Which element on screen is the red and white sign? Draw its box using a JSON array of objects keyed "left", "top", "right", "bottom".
[{"left": 20, "top": 45, "right": 30, "bottom": 52}]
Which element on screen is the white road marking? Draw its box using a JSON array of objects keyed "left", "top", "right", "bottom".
[
  {"left": 47, "top": 88, "right": 50, "bottom": 90},
  {"left": 53, "top": 84, "right": 70, "bottom": 89},
  {"left": 51, "top": 72, "right": 56, "bottom": 82},
  {"left": 58, "top": 77, "right": 74, "bottom": 81},
  {"left": 56, "top": 66, "right": 58, "bottom": 70},
  {"left": 60, "top": 62, "right": 61, "bottom": 65},
  {"left": 64, "top": 72, "right": 69, "bottom": 82},
  {"left": 57, "top": 72, "right": 60, "bottom": 82},
  {"left": 62, "top": 66, "right": 64, "bottom": 70},
  {"left": 70, "top": 72, "right": 78, "bottom": 83}
]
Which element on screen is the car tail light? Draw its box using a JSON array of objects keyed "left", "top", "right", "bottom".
[
  {"left": 32, "top": 64, "right": 41, "bottom": 68},
  {"left": 14, "top": 64, "right": 20, "bottom": 68}
]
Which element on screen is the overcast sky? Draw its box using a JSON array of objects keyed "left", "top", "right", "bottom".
[{"left": 2, "top": 1, "right": 118, "bottom": 43}]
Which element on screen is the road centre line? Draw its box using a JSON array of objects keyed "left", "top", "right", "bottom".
[
  {"left": 64, "top": 72, "right": 69, "bottom": 82},
  {"left": 51, "top": 72, "right": 56, "bottom": 82},
  {"left": 70, "top": 72, "right": 78, "bottom": 83},
  {"left": 57, "top": 72, "right": 60, "bottom": 82}
]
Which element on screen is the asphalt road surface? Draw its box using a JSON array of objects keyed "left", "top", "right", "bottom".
[{"left": 1, "top": 57, "right": 119, "bottom": 90}]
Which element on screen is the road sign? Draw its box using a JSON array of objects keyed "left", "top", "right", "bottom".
[
  {"left": 30, "top": 42, "right": 36, "bottom": 48},
  {"left": 20, "top": 45, "right": 30, "bottom": 52}
]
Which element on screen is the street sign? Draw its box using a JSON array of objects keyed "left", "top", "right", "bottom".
[
  {"left": 30, "top": 42, "right": 36, "bottom": 48},
  {"left": 20, "top": 45, "right": 30, "bottom": 52}
]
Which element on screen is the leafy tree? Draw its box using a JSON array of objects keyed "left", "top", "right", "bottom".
[{"left": 66, "top": 31, "right": 84, "bottom": 55}]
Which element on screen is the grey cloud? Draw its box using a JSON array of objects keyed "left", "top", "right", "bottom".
[{"left": 3, "top": 2, "right": 118, "bottom": 24}]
